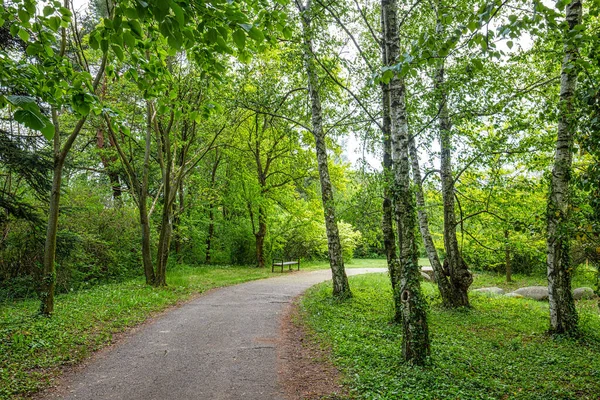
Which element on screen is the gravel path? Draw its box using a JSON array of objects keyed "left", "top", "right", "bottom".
[{"left": 44, "top": 268, "right": 386, "bottom": 400}]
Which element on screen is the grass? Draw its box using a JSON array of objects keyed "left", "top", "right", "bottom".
[
  {"left": 471, "top": 266, "right": 598, "bottom": 292},
  {"left": 299, "top": 257, "right": 430, "bottom": 271},
  {"left": 299, "top": 271, "right": 600, "bottom": 400},
  {"left": 0, "top": 264, "right": 271, "bottom": 399}
]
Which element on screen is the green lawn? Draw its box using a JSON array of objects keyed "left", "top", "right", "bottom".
[
  {"left": 299, "top": 257, "right": 430, "bottom": 271},
  {"left": 0, "top": 264, "right": 271, "bottom": 399},
  {"left": 299, "top": 272, "right": 600, "bottom": 400}
]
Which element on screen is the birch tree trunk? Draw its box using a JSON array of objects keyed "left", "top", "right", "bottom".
[
  {"left": 383, "top": 0, "right": 429, "bottom": 364},
  {"left": 505, "top": 230, "right": 512, "bottom": 283},
  {"left": 408, "top": 135, "right": 455, "bottom": 306},
  {"left": 546, "top": 0, "right": 581, "bottom": 335},
  {"left": 380, "top": 7, "right": 401, "bottom": 317},
  {"left": 298, "top": 0, "right": 351, "bottom": 299},
  {"left": 436, "top": 61, "right": 472, "bottom": 307}
]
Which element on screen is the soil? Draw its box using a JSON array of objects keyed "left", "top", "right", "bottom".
[{"left": 278, "top": 297, "right": 350, "bottom": 400}]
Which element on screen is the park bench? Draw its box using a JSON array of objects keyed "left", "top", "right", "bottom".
[{"left": 272, "top": 258, "right": 300, "bottom": 272}]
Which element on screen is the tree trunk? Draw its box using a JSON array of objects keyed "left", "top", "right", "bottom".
[
  {"left": 205, "top": 150, "right": 221, "bottom": 264},
  {"left": 206, "top": 204, "right": 215, "bottom": 264},
  {"left": 255, "top": 205, "right": 267, "bottom": 268},
  {"left": 408, "top": 135, "right": 455, "bottom": 306},
  {"left": 154, "top": 109, "right": 173, "bottom": 287},
  {"left": 380, "top": 8, "right": 401, "bottom": 316},
  {"left": 141, "top": 102, "right": 155, "bottom": 285},
  {"left": 547, "top": 0, "right": 581, "bottom": 335},
  {"left": 155, "top": 204, "right": 172, "bottom": 287},
  {"left": 174, "top": 181, "right": 184, "bottom": 264},
  {"left": 383, "top": 0, "right": 429, "bottom": 364},
  {"left": 505, "top": 229, "right": 512, "bottom": 283},
  {"left": 95, "top": 78, "right": 121, "bottom": 201},
  {"left": 40, "top": 111, "right": 63, "bottom": 315},
  {"left": 299, "top": 0, "right": 351, "bottom": 299},
  {"left": 437, "top": 61, "right": 473, "bottom": 308}
]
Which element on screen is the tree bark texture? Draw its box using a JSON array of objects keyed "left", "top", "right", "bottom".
[
  {"left": 546, "top": 0, "right": 581, "bottom": 334},
  {"left": 154, "top": 109, "right": 174, "bottom": 287},
  {"left": 505, "top": 229, "right": 512, "bottom": 283},
  {"left": 380, "top": 4, "right": 402, "bottom": 307},
  {"left": 408, "top": 135, "right": 455, "bottom": 306},
  {"left": 40, "top": 113, "right": 89, "bottom": 315},
  {"left": 205, "top": 151, "right": 221, "bottom": 264},
  {"left": 141, "top": 102, "right": 156, "bottom": 285},
  {"left": 383, "top": 0, "right": 430, "bottom": 364},
  {"left": 436, "top": 61, "right": 473, "bottom": 307},
  {"left": 299, "top": 0, "right": 351, "bottom": 299},
  {"left": 255, "top": 205, "right": 267, "bottom": 268}
]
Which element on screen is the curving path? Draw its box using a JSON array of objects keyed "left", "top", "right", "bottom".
[{"left": 43, "top": 268, "right": 386, "bottom": 400}]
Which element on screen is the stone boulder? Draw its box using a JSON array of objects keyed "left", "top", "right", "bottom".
[
  {"left": 505, "top": 292, "right": 524, "bottom": 298},
  {"left": 421, "top": 266, "right": 434, "bottom": 281},
  {"left": 473, "top": 287, "right": 505, "bottom": 295},
  {"left": 573, "top": 287, "right": 597, "bottom": 300},
  {"left": 513, "top": 286, "right": 548, "bottom": 301},
  {"left": 420, "top": 271, "right": 433, "bottom": 282}
]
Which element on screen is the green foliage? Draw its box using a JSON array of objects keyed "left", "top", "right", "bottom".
[
  {"left": 0, "top": 264, "right": 270, "bottom": 398},
  {"left": 300, "top": 273, "right": 600, "bottom": 400}
]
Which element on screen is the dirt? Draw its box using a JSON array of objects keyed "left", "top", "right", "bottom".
[{"left": 278, "top": 298, "right": 351, "bottom": 400}]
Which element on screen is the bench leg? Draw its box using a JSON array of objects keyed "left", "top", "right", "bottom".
[{"left": 298, "top": 259, "right": 300, "bottom": 271}]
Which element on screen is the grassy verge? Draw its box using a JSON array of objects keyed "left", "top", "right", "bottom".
[
  {"left": 298, "top": 258, "right": 429, "bottom": 271},
  {"left": 300, "top": 272, "right": 600, "bottom": 400},
  {"left": 0, "top": 264, "right": 270, "bottom": 399}
]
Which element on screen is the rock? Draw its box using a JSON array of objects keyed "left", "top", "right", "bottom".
[
  {"left": 421, "top": 266, "right": 434, "bottom": 281},
  {"left": 420, "top": 271, "right": 433, "bottom": 282},
  {"left": 513, "top": 286, "right": 549, "bottom": 301},
  {"left": 505, "top": 292, "right": 524, "bottom": 298},
  {"left": 473, "top": 287, "right": 505, "bottom": 295},
  {"left": 573, "top": 287, "right": 597, "bottom": 300}
]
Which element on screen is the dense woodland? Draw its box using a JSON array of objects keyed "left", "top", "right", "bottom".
[{"left": 1, "top": 0, "right": 599, "bottom": 367}]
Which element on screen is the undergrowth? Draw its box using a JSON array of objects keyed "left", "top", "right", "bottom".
[{"left": 300, "top": 273, "right": 600, "bottom": 400}]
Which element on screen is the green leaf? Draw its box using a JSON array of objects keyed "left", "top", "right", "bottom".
[
  {"left": 40, "top": 120, "right": 55, "bottom": 140},
  {"left": 206, "top": 28, "right": 218, "bottom": 44},
  {"left": 47, "top": 16, "right": 61, "bottom": 32},
  {"left": 506, "top": 40, "right": 513, "bottom": 49},
  {"left": 43, "top": 6, "right": 54, "bottom": 16},
  {"left": 7, "top": 95, "right": 38, "bottom": 111},
  {"left": 18, "top": 9, "right": 30, "bottom": 23},
  {"left": 123, "top": 31, "right": 136, "bottom": 48},
  {"left": 248, "top": 27, "right": 264, "bottom": 42},
  {"left": 232, "top": 29, "right": 245, "bottom": 49},
  {"left": 89, "top": 33, "right": 100, "bottom": 50},
  {"left": 171, "top": 2, "right": 185, "bottom": 26},
  {"left": 25, "top": 42, "right": 42, "bottom": 56},
  {"left": 128, "top": 20, "right": 143, "bottom": 38},
  {"left": 18, "top": 28, "right": 30, "bottom": 42},
  {"left": 14, "top": 109, "right": 54, "bottom": 139},
  {"left": 282, "top": 26, "right": 292, "bottom": 40},
  {"left": 472, "top": 58, "right": 483, "bottom": 70},
  {"left": 111, "top": 44, "right": 124, "bottom": 61}
]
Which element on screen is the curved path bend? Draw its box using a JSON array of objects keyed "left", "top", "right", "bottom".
[{"left": 45, "top": 268, "right": 386, "bottom": 400}]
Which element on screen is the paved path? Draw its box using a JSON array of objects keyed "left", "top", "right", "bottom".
[{"left": 45, "top": 268, "right": 386, "bottom": 400}]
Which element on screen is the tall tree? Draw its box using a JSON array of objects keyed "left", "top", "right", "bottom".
[
  {"left": 382, "top": 0, "right": 430, "bottom": 364},
  {"left": 546, "top": 0, "right": 582, "bottom": 334},
  {"left": 296, "top": 0, "right": 351, "bottom": 299}
]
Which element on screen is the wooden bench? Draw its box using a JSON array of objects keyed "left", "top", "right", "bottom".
[{"left": 272, "top": 259, "right": 300, "bottom": 272}]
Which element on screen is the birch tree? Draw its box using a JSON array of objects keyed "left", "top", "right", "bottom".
[
  {"left": 382, "top": 0, "right": 430, "bottom": 364},
  {"left": 296, "top": 0, "right": 351, "bottom": 299},
  {"left": 546, "top": 0, "right": 582, "bottom": 334}
]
